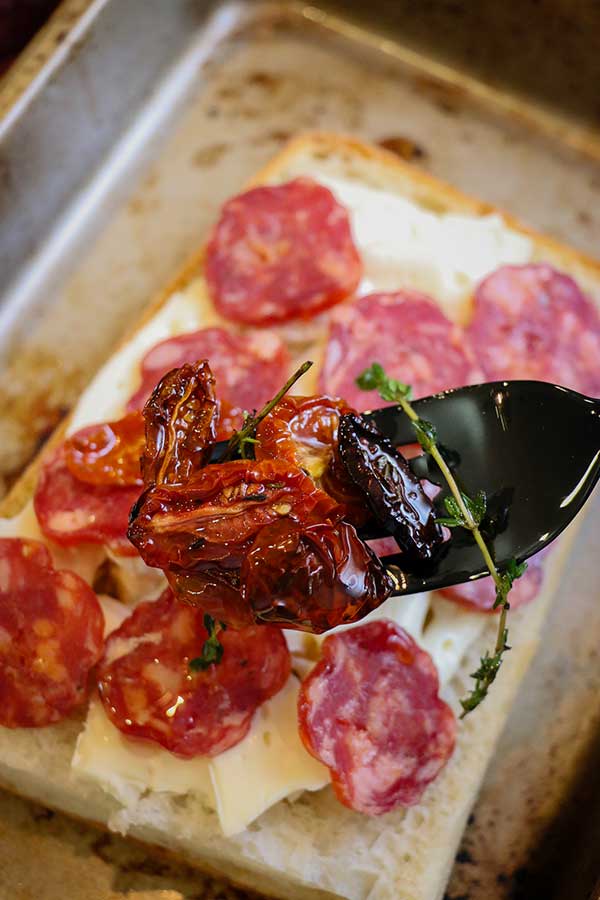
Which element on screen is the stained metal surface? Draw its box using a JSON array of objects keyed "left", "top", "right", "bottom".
[{"left": 0, "top": 2, "right": 599, "bottom": 899}]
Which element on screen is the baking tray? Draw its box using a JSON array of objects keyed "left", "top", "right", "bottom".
[{"left": 1, "top": 2, "right": 599, "bottom": 898}]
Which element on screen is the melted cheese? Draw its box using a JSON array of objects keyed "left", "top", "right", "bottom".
[
  {"left": 210, "top": 675, "right": 328, "bottom": 836},
  {"left": 420, "top": 594, "right": 487, "bottom": 687},
  {"left": 73, "top": 673, "right": 326, "bottom": 836},
  {"left": 314, "top": 174, "right": 533, "bottom": 323},
  {"left": 72, "top": 698, "right": 214, "bottom": 808},
  {"left": 105, "top": 549, "right": 167, "bottom": 605}
]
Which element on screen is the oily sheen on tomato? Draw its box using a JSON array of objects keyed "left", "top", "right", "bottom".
[
  {"left": 241, "top": 519, "right": 394, "bottom": 633},
  {"left": 255, "top": 395, "right": 369, "bottom": 523},
  {"left": 128, "top": 458, "right": 342, "bottom": 571}
]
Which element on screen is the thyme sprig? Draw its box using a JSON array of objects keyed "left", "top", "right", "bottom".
[
  {"left": 357, "top": 362, "right": 527, "bottom": 716},
  {"left": 190, "top": 614, "right": 227, "bottom": 671},
  {"left": 219, "top": 360, "right": 313, "bottom": 461}
]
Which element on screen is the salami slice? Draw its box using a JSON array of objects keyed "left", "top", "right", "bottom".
[
  {"left": 441, "top": 552, "right": 544, "bottom": 612},
  {"left": 319, "top": 291, "right": 483, "bottom": 410},
  {"left": 127, "top": 327, "right": 290, "bottom": 439},
  {"left": 97, "top": 589, "right": 291, "bottom": 757},
  {"left": 298, "top": 619, "right": 455, "bottom": 814},
  {"left": 34, "top": 445, "right": 140, "bottom": 556},
  {"left": 0, "top": 537, "right": 105, "bottom": 727},
  {"left": 205, "top": 178, "right": 362, "bottom": 325},
  {"left": 467, "top": 264, "right": 600, "bottom": 396}
]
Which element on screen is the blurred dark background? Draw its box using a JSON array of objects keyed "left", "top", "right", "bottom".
[{"left": 0, "top": 0, "right": 59, "bottom": 74}]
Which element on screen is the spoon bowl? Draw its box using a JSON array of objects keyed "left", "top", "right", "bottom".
[{"left": 363, "top": 381, "right": 600, "bottom": 595}]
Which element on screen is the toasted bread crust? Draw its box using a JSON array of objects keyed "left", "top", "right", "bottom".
[{"left": 0, "top": 132, "right": 597, "bottom": 900}]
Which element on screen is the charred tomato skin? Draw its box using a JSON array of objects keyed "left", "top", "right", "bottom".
[{"left": 337, "top": 413, "right": 443, "bottom": 563}]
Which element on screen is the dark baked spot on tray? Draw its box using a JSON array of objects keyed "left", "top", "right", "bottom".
[
  {"left": 193, "top": 143, "right": 229, "bottom": 167},
  {"left": 247, "top": 71, "right": 281, "bottom": 92},
  {"left": 414, "top": 76, "right": 466, "bottom": 115},
  {"left": 378, "top": 135, "right": 428, "bottom": 161}
]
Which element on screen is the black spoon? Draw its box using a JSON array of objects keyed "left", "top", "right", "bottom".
[
  {"left": 361, "top": 380, "right": 600, "bottom": 595},
  {"left": 209, "top": 380, "right": 600, "bottom": 596}
]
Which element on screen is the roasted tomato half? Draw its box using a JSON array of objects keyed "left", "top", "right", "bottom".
[
  {"left": 256, "top": 395, "right": 369, "bottom": 523},
  {"left": 141, "top": 360, "right": 219, "bottom": 486},
  {"left": 240, "top": 519, "right": 394, "bottom": 633},
  {"left": 128, "top": 458, "right": 342, "bottom": 571},
  {"left": 165, "top": 564, "right": 255, "bottom": 629},
  {"left": 65, "top": 411, "right": 145, "bottom": 487}
]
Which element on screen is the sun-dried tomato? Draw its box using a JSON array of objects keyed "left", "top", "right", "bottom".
[
  {"left": 141, "top": 360, "right": 219, "bottom": 487},
  {"left": 241, "top": 519, "right": 393, "bottom": 633},
  {"left": 256, "top": 395, "right": 369, "bottom": 523},
  {"left": 64, "top": 412, "right": 145, "bottom": 487},
  {"left": 128, "top": 458, "right": 342, "bottom": 572},
  {"left": 338, "top": 413, "right": 443, "bottom": 563}
]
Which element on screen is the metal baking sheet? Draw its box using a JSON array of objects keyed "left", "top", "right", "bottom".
[{"left": 0, "top": 2, "right": 599, "bottom": 898}]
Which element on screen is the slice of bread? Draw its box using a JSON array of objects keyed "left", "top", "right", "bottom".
[{"left": 0, "top": 133, "right": 598, "bottom": 900}]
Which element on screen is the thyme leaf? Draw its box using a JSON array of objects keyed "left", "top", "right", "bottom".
[
  {"left": 189, "top": 614, "right": 227, "bottom": 671},
  {"left": 356, "top": 362, "right": 527, "bottom": 716},
  {"left": 219, "top": 361, "right": 313, "bottom": 462}
]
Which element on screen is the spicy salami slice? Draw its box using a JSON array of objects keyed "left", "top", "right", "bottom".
[
  {"left": 441, "top": 553, "right": 544, "bottom": 612},
  {"left": 127, "top": 327, "right": 290, "bottom": 439},
  {"left": 0, "top": 537, "right": 105, "bottom": 728},
  {"left": 34, "top": 445, "right": 140, "bottom": 556},
  {"left": 298, "top": 619, "right": 455, "bottom": 814},
  {"left": 467, "top": 264, "right": 600, "bottom": 396},
  {"left": 205, "top": 178, "right": 362, "bottom": 325},
  {"left": 319, "top": 291, "right": 483, "bottom": 411},
  {"left": 97, "top": 589, "right": 290, "bottom": 757}
]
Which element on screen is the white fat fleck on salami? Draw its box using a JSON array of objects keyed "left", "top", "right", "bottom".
[{"left": 103, "top": 631, "right": 163, "bottom": 667}]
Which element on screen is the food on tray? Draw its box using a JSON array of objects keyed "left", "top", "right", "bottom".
[{"left": 1, "top": 134, "right": 599, "bottom": 900}]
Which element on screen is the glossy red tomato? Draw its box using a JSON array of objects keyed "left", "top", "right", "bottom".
[
  {"left": 64, "top": 412, "right": 145, "bottom": 487},
  {"left": 255, "top": 395, "right": 369, "bottom": 523},
  {"left": 128, "top": 458, "right": 342, "bottom": 572},
  {"left": 166, "top": 564, "right": 254, "bottom": 629},
  {"left": 241, "top": 518, "right": 393, "bottom": 633},
  {"left": 141, "top": 360, "right": 219, "bottom": 487}
]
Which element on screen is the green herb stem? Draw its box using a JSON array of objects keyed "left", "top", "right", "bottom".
[
  {"left": 357, "top": 363, "right": 525, "bottom": 716},
  {"left": 220, "top": 360, "right": 313, "bottom": 461}
]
